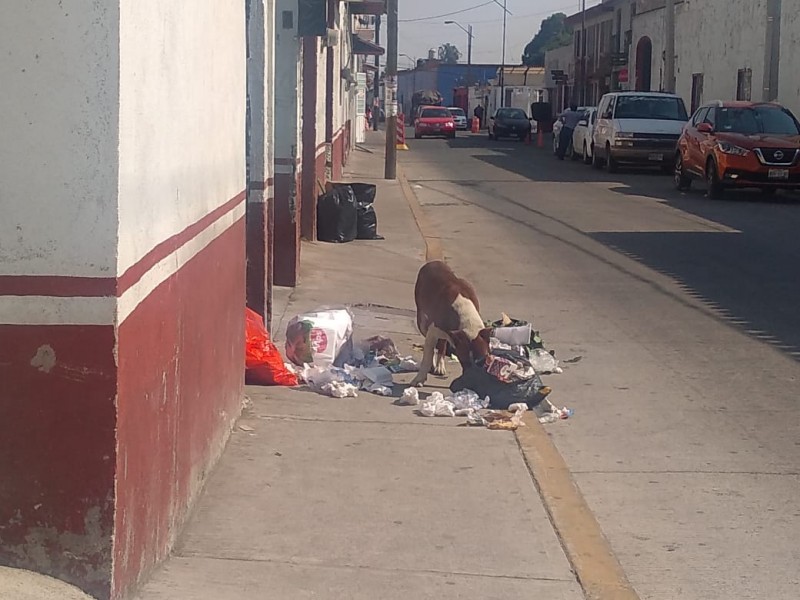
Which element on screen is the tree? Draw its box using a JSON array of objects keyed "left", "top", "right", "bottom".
[
  {"left": 521, "top": 13, "right": 573, "bottom": 67},
  {"left": 437, "top": 43, "right": 462, "bottom": 64}
]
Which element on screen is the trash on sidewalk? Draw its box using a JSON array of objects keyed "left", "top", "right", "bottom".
[
  {"left": 299, "top": 364, "right": 360, "bottom": 398},
  {"left": 245, "top": 308, "right": 299, "bottom": 386},
  {"left": 528, "top": 348, "right": 561, "bottom": 374},
  {"left": 285, "top": 308, "right": 354, "bottom": 368},
  {"left": 395, "top": 387, "right": 420, "bottom": 406},
  {"left": 489, "top": 314, "right": 563, "bottom": 375},
  {"left": 317, "top": 184, "right": 358, "bottom": 243},
  {"left": 359, "top": 335, "right": 399, "bottom": 360},
  {"left": 418, "top": 392, "right": 456, "bottom": 417},
  {"left": 483, "top": 407, "right": 527, "bottom": 431},
  {"left": 537, "top": 398, "right": 574, "bottom": 424},
  {"left": 450, "top": 349, "right": 552, "bottom": 411},
  {"left": 349, "top": 182, "right": 384, "bottom": 240}
]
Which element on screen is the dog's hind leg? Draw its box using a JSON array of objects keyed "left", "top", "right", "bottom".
[{"left": 431, "top": 339, "right": 448, "bottom": 376}]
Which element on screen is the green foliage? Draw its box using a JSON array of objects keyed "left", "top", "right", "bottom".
[
  {"left": 521, "top": 13, "right": 573, "bottom": 67},
  {"left": 437, "top": 43, "right": 462, "bottom": 64}
]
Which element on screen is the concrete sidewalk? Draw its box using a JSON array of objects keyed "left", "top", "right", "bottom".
[{"left": 134, "top": 131, "right": 582, "bottom": 600}]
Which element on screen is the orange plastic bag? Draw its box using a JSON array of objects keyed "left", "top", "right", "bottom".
[{"left": 245, "top": 308, "right": 299, "bottom": 386}]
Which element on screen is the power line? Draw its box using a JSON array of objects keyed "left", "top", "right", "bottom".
[{"left": 399, "top": 1, "right": 495, "bottom": 23}]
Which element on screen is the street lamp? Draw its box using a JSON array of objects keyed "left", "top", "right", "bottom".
[
  {"left": 399, "top": 53, "right": 417, "bottom": 68},
  {"left": 444, "top": 20, "right": 473, "bottom": 66},
  {"left": 492, "top": 0, "right": 511, "bottom": 107}
]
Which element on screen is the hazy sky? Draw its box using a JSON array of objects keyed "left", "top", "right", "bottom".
[{"left": 394, "top": 0, "right": 601, "bottom": 67}]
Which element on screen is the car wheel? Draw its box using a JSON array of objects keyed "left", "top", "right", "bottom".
[
  {"left": 448, "top": 132, "right": 456, "bottom": 139},
  {"left": 605, "top": 144, "right": 618, "bottom": 173},
  {"left": 674, "top": 152, "right": 692, "bottom": 191},
  {"left": 591, "top": 144, "right": 603, "bottom": 169},
  {"left": 414, "top": 132, "right": 421, "bottom": 139},
  {"left": 706, "top": 158, "right": 724, "bottom": 199},
  {"left": 583, "top": 142, "right": 592, "bottom": 165}
]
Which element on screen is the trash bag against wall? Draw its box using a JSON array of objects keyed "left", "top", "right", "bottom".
[
  {"left": 317, "top": 184, "right": 357, "bottom": 243},
  {"left": 349, "top": 182, "right": 383, "bottom": 240},
  {"left": 245, "top": 308, "right": 299, "bottom": 386}
]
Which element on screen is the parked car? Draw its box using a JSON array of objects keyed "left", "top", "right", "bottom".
[
  {"left": 448, "top": 107, "right": 468, "bottom": 130},
  {"left": 674, "top": 101, "right": 800, "bottom": 197},
  {"left": 592, "top": 92, "right": 689, "bottom": 172},
  {"left": 573, "top": 107, "right": 598, "bottom": 164},
  {"left": 414, "top": 105, "right": 456, "bottom": 139},
  {"left": 552, "top": 106, "right": 591, "bottom": 156},
  {"left": 488, "top": 107, "right": 532, "bottom": 141}
]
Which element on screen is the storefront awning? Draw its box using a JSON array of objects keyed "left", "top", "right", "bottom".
[{"left": 352, "top": 36, "right": 384, "bottom": 56}]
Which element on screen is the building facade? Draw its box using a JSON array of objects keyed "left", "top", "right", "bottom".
[
  {"left": 0, "top": 1, "right": 382, "bottom": 598},
  {"left": 631, "top": 0, "right": 797, "bottom": 116}
]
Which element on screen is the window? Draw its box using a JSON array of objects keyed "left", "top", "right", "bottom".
[
  {"left": 691, "top": 107, "right": 706, "bottom": 126},
  {"left": 717, "top": 106, "right": 800, "bottom": 135},
  {"left": 497, "top": 108, "right": 528, "bottom": 119},
  {"left": 614, "top": 95, "right": 688, "bottom": 121},
  {"left": 420, "top": 108, "right": 450, "bottom": 118},
  {"left": 736, "top": 68, "right": 752, "bottom": 101},
  {"left": 704, "top": 107, "right": 716, "bottom": 127},
  {"left": 601, "top": 96, "right": 615, "bottom": 119},
  {"left": 691, "top": 73, "right": 704, "bottom": 114}
]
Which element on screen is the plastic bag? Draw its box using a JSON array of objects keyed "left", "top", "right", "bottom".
[
  {"left": 245, "top": 308, "right": 299, "bottom": 386},
  {"left": 349, "top": 183, "right": 383, "bottom": 241},
  {"left": 450, "top": 359, "right": 551, "bottom": 411},
  {"left": 285, "top": 309, "right": 353, "bottom": 368},
  {"left": 419, "top": 391, "right": 456, "bottom": 417},
  {"left": 317, "top": 184, "right": 358, "bottom": 243}
]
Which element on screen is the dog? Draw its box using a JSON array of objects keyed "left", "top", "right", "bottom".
[{"left": 410, "top": 260, "right": 492, "bottom": 387}]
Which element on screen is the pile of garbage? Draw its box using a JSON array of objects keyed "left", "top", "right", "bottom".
[
  {"left": 244, "top": 306, "right": 574, "bottom": 427},
  {"left": 317, "top": 183, "right": 383, "bottom": 243}
]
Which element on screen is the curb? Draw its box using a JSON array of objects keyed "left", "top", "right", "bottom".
[
  {"left": 397, "top": 165, "right": 444, "bottom": 262},
  {"left": 398, "top": 154, "right": 640, "bottom": 600}
]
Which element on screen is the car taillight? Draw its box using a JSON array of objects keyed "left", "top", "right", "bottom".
[{"left": 445, "top": 122, "right": 454, "bottom": 128}]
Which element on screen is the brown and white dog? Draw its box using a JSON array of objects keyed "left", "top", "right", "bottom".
[{"left": 410, "top": 260, "right": 492, "bottom": 387}]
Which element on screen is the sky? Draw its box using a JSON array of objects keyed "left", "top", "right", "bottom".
[{"left": 394, "top": 0, "right": 602, "bottom": 67}]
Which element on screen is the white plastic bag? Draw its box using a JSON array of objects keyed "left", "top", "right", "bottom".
[
  {"left": 285, "top": 308, "right": 354, "bottom": 368},
  {"left": 419, "top": 392, "right": 456, "bottom": 417},
  {"left": 396, "top": 387, "right": 420, "bottom": 406}
]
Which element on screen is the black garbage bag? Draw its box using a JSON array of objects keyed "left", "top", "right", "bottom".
[
  {"left": 450, "top": 352, "right": 551, "bottom": 411},
  {"left": 349, "top": 182, "right": 383, "bottom": 240},
  {"left": 317, "top": 184, "right": 357, "bottom": 243}
]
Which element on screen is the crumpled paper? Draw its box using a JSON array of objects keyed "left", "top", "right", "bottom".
[{"left": 419, "top": 392, "right": 456, "bottom": 417}]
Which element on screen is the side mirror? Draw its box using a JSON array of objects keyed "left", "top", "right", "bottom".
[{"left": 697, "top": 122, "right": 713, "bottom": 134}]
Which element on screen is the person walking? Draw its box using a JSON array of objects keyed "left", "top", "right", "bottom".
[
  {"left": 557, "top": 104, "right": 582, "bottom": 160},
  {"left": 474, "top": 104, "right": 485, "bottom": 129}
]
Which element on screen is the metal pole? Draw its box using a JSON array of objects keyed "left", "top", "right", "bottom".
[
  {"left": 500, "top": 0, "right": 507, "bottom": 107},
  {"left": 384, "top": 0, "right": 398, "bottom": 179},
  {"left": 373, "top": 15, "right": 381, "bottom": 131},
  {"left": 580, "top": 0, "right": 586, "bottom": 105},
  {"left": 468, "top": 25, "right": 473, "bottom": 66},
  {"left": 664, "top": 0, "right": 676, "bottom": 92}
]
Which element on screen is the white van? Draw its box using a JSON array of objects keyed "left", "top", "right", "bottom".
[{"left": 592, "top": 92, "right": 689, "bottom": 173}]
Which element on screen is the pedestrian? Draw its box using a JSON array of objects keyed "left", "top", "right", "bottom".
[
  {"left": 474, "top": 104, "right": 485, "bottom": 129},
  {"left": 365, "top": 106, "right": 372, "bottom": 129},
  {"left": 557, "top": 103, "right": 582, "bottom": 160}
]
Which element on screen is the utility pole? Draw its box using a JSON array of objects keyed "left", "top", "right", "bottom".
[
  {"left": 373, "top": 15, "right": 381, "bottom": 131},
  {"left": 579, "top": 0, "right": 586, "bottom": 105},
  {"left": 384, "top": 0, "right": 398, "bottom": 179},
  {"left": 500, "top": 0, "right": 507, "bottom": 107},
  {"left": 468, "top": 25, "right": 473, "bottom": 66},
  {"left": 664, "top": 0, "right": 676, "bottom": 92}
]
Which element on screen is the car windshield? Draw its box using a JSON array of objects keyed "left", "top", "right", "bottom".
[
  {"left": 497, "top": 108, "right": 527, "bottom": 120},
  {"left": 716, "top": 106, "right": 800, "bottom": 135},
  {"left": 448, "top": 108, "right": 465, "bottom": 117},
  {"left": 421, "top": 108, "right": 450, "bottom": 118},
  {"left": 614, "top": 96, "right": 688, "bottom": 121}
]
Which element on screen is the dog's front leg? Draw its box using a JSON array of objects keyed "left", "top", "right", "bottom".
[{"left": 409, "top": 326, "right": 442, "bottom": 387}]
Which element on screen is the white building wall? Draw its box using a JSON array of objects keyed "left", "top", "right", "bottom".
[
  {"left": 778, "top": 8, "right": 800, "bottom": 116},
  {"left": 0, "top": 1, "right": 119, "bottom": 278},
  {"left": 316, "top": 38, "right": 327, "bottom": 149},
  {"left": 117, "top": 0, "right": 246, "bottom": 276}
]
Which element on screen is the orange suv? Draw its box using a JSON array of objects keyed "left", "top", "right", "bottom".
[{"left": 674, "top": 101, "right": 800, "bottom": 197}]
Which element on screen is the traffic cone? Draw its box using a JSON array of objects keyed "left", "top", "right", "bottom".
[{"left": 537, "top": 130, "right": 544, "bottom": 148}]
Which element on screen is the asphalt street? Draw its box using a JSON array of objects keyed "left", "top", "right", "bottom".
[{"left": 401, "top": 130, "right": 800, "bottom": 600}]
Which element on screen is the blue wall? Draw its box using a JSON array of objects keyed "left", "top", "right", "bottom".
[{"left": 398, "top": 63, "right": 501, "bottom": 113}]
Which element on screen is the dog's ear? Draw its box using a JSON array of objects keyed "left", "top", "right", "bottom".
[{"left": 478, "top": 327, "right": 493, "bottom": 343}]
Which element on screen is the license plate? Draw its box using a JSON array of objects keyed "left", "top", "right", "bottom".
[
  {"left": 648, "top": 153, "right": 664, "bottom": 161},
  {"left": 769, "top": 168, "right": 789, "bottom": 180}
]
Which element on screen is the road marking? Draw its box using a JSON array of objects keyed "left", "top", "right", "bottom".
[{"left": 398, "top": 141, "right": 640, "bottom": 600}]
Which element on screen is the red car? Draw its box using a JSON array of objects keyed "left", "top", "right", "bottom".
[{"left": 414, "top": 106, "right": 456, "bottom": 139}]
